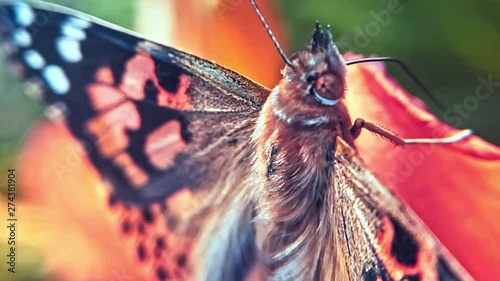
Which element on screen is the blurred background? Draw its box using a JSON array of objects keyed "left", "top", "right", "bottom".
[{"left": 0, "top": 0, "right": 498, "bottom": 280}]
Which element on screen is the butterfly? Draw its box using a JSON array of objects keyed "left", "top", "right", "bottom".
[{"left": 0, "top": 0, "right": 476, "bottom": 280}]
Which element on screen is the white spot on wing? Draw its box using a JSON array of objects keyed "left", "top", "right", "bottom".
[
  {"left": 25, "top": 77, "right": 45, "bottom": 100},
  {"left": 61, "top": 24, "right": 86, "bottom": 40},
  {"left": 42, "top": 65, "right": 70, "bottom": 95},
  {"left": 12, "top": 29, "right": 31, "bottom": 47},
  {"left": 45, "top": 102, "right": 68, "bottom": 121},
  {"left": 56, "top": 38, "right": 82, "bottom": 63},
  {"left": 23, "top": 49, "right": 45, "bottom": 69},
  {"left": 66, "top": 17, "right": 91, "bottom": 29},
  {"left": 14, "top": 3, "right": 35, "bottom": 27}
]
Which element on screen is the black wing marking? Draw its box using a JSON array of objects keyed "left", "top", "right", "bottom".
[{"left": 334, "top": 137, "right": 473, "bottom": 281}]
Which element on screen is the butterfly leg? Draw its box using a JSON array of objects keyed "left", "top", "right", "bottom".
[{"left": 350, "top": 118, "right": 473, "bottom": 145}]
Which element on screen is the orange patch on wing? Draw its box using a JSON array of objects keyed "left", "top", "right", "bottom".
[
  {"left": 86, "top": 101, "right": 141, "bottom": 157},
  {"left": 87, "top": 84, "right": 126, "bottom": 110},
  {"left": 95, "top": 66, "right": 115, "bottom": 84},
  {"left": 166, "top": 189, "right": 198, "bottom": 222},
  {"left": 119, "top": 54, "right": 193, "bottom": 110},
  {"left": 375, "top": 216, "right": 437, "bottom": 280},
  {"left": 156, "top": 74, "right": 192, "bottom": 109},
  {"left": 111, "top": 197, "right": 194, "bottom": 280},
  {"left": 119, "top": 54, "right": 152, "bottom": 100},
  {"left": 113, "top": 152, "right": 149, "bottom": 187},
  {"left": 145, "top": 121, "right": 187, "bottom": 170}
]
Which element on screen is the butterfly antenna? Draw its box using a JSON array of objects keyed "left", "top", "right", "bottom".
[
  {"left": 249, "top": 0, "right": 293, "bottom": 67},
  {"left": 346, "top": 57, "right": 446, "bottom": 111}
]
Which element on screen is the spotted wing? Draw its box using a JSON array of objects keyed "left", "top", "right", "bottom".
[
  {"left": 333, "top": 137, "right": 474, "bottom": 281},
  {"left": 0, "top": 1, "right": 268, "bottom": 279},
  {"left": 0, "top": 0, "right": 268, "bottom": 205}
]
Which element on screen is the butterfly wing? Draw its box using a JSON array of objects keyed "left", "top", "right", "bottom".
[
  {"left": 0, "top": 0, "right": 267, "bottom": 205},
  {"left": 333, "top": 137, "right": 474, "bottom": 281},
  {"left": 0, "top": 1, "right": 267, "bottom": 279}
]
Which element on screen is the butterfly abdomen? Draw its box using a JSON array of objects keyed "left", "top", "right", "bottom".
[{"left": 251, "top": 88, "right": 341, "bottom": 280}]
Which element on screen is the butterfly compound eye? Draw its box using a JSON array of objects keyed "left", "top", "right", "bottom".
[{"left": 312, "top": 73, "right": 343, "bottom": 106}]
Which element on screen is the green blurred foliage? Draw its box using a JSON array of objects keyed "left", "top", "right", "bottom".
[{"left": 278, "top": 0, "right": 500, "bottom": 143}]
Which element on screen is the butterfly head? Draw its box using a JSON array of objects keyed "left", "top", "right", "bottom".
[
  {"left": 270, "top": 22, "right": 347, "bottom": 126},
  {"left": 281, "top": 22, "right": 346, "bottom": 108}
]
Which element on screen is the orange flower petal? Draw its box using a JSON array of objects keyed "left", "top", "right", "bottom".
[
  {"left": 137, "top": 0, "right": 285, "bottom": 88},
  {"left": 17, "top": 122, "right": 149, "bottom": 280},
  {"left": 344, "top": 53, "right": 500, "bottom": 281}
]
